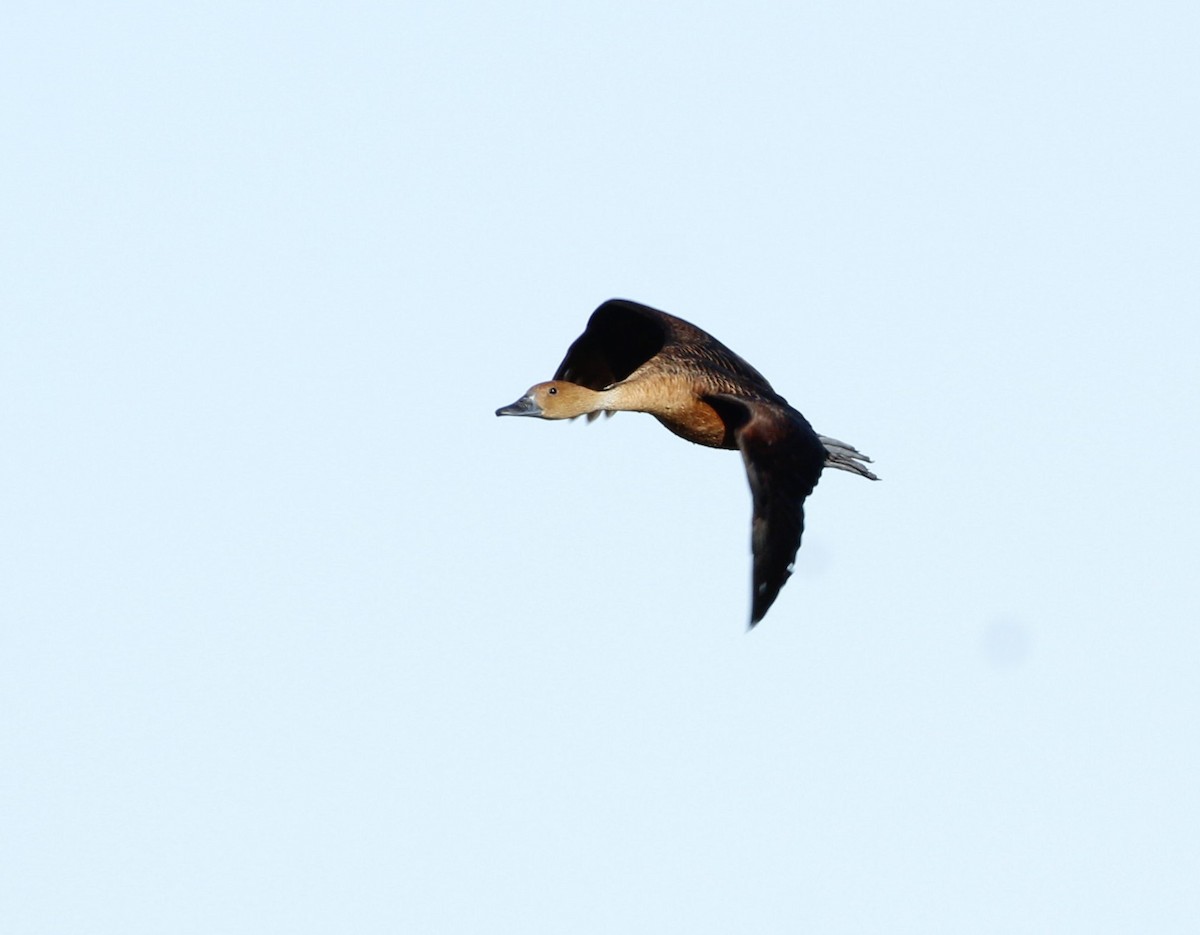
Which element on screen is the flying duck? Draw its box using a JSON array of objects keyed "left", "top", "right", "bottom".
[{"left": 496, "top": 299, "right": 877, "bottom": 627}]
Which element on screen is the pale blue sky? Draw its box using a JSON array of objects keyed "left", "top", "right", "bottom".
[{"left": 3, "top": 2, "right": 1198, "bottom": 932}]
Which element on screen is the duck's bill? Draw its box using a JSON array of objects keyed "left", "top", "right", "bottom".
[{"left": 495, "top": 395, "right": 542, "bottom": 417}]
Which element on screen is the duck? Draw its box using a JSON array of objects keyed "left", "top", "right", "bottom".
[{"left": 496, "top": 298, "right": 877, "bottom": 627}]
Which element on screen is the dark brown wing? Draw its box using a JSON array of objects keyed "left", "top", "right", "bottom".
[
  {"left": 705, "top": 394, "right": 827, "bottom": 627},
  {"left": 553, "top": 299, "right": 779, "bottom": 396},
  {"left": 553, "top": 300, "right": 670, "bottom": 389}
]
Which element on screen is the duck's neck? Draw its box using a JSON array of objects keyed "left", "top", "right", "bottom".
[{"left": 595, "top": 381, "right": 657, "bottom": 414}]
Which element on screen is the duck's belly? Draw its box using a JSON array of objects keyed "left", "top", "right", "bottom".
[{"left": 653, "top": 400, "right": 736, "bottom": 449}]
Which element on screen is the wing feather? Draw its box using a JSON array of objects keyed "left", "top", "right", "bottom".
[
  {"left": 553, "top": 300, "right": 668, "bottom": 389},
  {"left": 706, "top": 394, "right": 827, "bottom": 626}
]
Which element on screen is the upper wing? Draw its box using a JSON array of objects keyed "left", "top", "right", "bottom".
[
  {"left": 705, "top": 394, "right": 828, "bottom": 627},
  {"left": 553, "top": 300, "right": 670, "bottom": 389},
  {"left": 555, "top": 299, "right": 781, "bottom": 399}
]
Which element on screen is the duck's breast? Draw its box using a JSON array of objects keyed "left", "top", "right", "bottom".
[{"left": 613, "top": 367, "right": 737, "bottom": 448}]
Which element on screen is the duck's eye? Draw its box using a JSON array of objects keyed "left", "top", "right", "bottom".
[{"left": 548, "top": 386, "right": 558, "bottom": 395}]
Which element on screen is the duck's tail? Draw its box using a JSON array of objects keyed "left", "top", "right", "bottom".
[{"left": 818, "top": 436, "right": 879, "bottom": 481}]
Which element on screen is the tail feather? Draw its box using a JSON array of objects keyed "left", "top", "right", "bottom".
[{"left": 818, "top": 435, "right": 879, "bottom": 481}]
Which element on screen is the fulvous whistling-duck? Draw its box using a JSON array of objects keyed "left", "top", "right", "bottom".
[{"left": 496, "top": 299, "right": 877, "bottom": 627}]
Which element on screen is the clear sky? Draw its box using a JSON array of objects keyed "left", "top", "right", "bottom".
[{"left": 3, "top": 2, "right": 1198, "bottom": 932}]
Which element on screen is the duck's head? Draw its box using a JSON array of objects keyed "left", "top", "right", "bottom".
[{"left": 495, "top": 381, "right": 599, "bottom": 420}]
